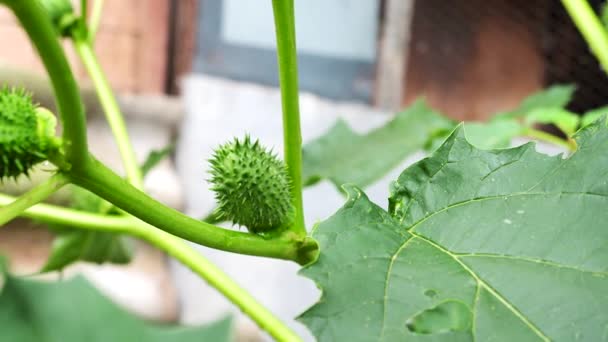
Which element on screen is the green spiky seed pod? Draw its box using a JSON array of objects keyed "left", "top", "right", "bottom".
[
  {"left": 209, "top": 136, "right": 294, "bottom": 234},
  {"left": 0, "top": 87, "right": 60, "bottom": 179}
]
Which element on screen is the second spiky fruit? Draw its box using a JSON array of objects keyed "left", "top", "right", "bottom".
[{"left": 209, "top": 136, "right": 293, "bottom": 233}]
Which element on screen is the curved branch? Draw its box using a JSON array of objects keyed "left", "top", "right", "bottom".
[
  {"left": 0, "top": 173, "right": 69, "bottom": 226},
  {"left": 3, "top": 0, "right": 88, "bottom": 167},
  {"left": 0, "top": 192, "right": 302, "bottom": 341},
  {"left": 69, "top": 155, "right": 318, "bottom": 265}
]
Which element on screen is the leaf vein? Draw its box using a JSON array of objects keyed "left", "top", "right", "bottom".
[
  {"left": 379, "top": 234, "right": 415, "bottom": 341},
  {"left": 410, "top": 232, "right": 551, "bottom": 341},
  {"left": 456, "top": 253, "right": 608, "bottom": 276}
]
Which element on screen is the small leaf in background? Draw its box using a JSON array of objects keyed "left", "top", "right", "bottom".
[
  {"left": 302, "top": 99, "right": 454, "bottom": 189},
  {"left": 0, "top": 264, "right": 233, "bottom": 342},
  {"left": 141, "top": 144, "right": 175, "bottom": 177},
  {"left": 41, "top": 231, "right": 132, "bottom": 273},
  {"left": 581, "top": 106, "right": 608, "bottom": 128},
  {"left": 524, "top": 107, "right": 580, "bottom": 136},
  {"left": 496, "top": 84, "right": 575, "bottom": 119},
  {"left": 41, "top": 187, "right": 132, "bottom": 272},
  {"left": 300, "top": 119, "right": 608, "bottom": 341},
  {"left": 463, "top": 119, "right": 523, "bottom": 149}
]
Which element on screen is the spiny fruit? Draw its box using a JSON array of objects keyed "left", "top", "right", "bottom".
[
  {"left": 208, "top": 136, "right": 294, "bottom": 234},
  {"left": 0, "top": 87, "right": 60, "bottom": 179}
]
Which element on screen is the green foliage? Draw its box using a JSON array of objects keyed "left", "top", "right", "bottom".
[
  {"left": 209, "top": 136, "right": 293, "bottom": 233},
  {"left": 302, "top": 99, "right": 453, "bottom": 189},
  {"left": 461, "top": 119, "right": 522, "bottom": 149},
  {"left": 581, "top": 106, "right": 608, "bottom": 127},
  {"left": 601, "top": 1, "right": 608, "bottom": 28},
  {"left": 497, "top": 84, "right": 575, "bottom": 119},
  {"left": 466, "top": 85, "right": 577, "bottom": 144},
  {"left": 43, "top": 141, "right": 177, "bottom": 272},
  {"left": 300, "top": 120, "right": 608, "bottom": 341},
  {"left": 0, "top": 259, "right": 233, "bottom": 341},
  {"left": 44, "top": 143, "right": 174, "bottom": 272},
  {"left": 141, "top": 144, "right": 175, "bottom": 177},
  {"left": 0, "top": 87, "right": 59, "bottom": 179},
  {"left": 302, "top": 85, "right": 581, "bottom": 193},
  {"left": 38, "top": 0, "right": 80, "bottom": 37},
  {"left": 42, "top": 187, "right": 132, "bottom": 272},
  {"left": 523, "top": 108, "right": 580, "bottom": 136}
]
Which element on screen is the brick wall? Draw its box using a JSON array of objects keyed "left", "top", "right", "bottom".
[{"left": 0, "top": 0, "right": 170, "bottom": 94}]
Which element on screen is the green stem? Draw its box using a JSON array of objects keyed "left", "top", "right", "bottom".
[
  {"left": 80, "top": 0, "right": 87, "bottom": 20},
  {"left": 69, "top": 155, "right": 317, "bottom": 264},
  {"left": 524, "top": 128, "right": 577, "bottom": 151},
  {"left": 2, "top": 0, "right": 88, "bottom": 167},
  {"left": 73, "top": 40, "right": 143, "bottom": 189},
  {"left": 0, "top": 193, "right": 301, "bottom": 341},
  {"left": 88, "top": 0, "right": 104, "bottom": 43},
  {"left": 139, "top": 227, "right": 302, "bottom": 342},
  {"left": 0, "top": 173, "right": 69, "bottom": 226},
  {"left": 561, "top": 0, "right": 608, "bottom": 72},
  {"left": 271, "top": 0, "right": 306, "bottom": 237}
]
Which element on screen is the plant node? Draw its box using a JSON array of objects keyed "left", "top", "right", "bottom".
[
  {"left": 209, "top": 136, "right": 294, "bottom": 234},
  {"left": 39, "top": 0, "right": 82, "bottom": 38}
]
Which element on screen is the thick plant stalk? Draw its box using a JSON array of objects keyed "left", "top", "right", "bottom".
[
  {"left": 271, "top": 0, "right": 306, "bottom": 237},
  {"left": 3, "top": 0, "right": 89, "bottom": 167},
  {"left": 69, "top": 156, "right": 318, "bottom": 264},
  {"left": 562, "top": 0, "right": 608, "bottom": 73}
]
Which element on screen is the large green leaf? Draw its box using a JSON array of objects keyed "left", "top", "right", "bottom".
[
  {"left": 299, "top": 120, "right": 608, "bottom": 341},
  {"left": 0, "top": 260, "right": 232, "bottom": 341},
  {"left": 302, "top": 99, "right": 453, "bottom": 189}
]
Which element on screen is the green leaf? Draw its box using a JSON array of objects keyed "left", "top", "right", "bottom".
[
  {"left": 524, "top": 108, "right": 580, "bottom": 136},
  {"left": 300, "top": 119, "right": 608, "bottom": 341},
  {"left": 581, "top": 106, "right": 608, "bottom": 128},
  {"left": 0, "top": 266, "right": 233, "bottom": 341},
  {"left": 602, "top": 2, "right": 608, "bottom": 28},
  {"left": 141, "top": 144, "right": 175, "bottom": 177},
  {"left": 496, "top": 84, "right": 575, "bottom": 119},
  {"left": 302, "top": 99, "right": 454, "bottom": 188},
  {"left": 41, "top": 230, "right": 132, "bottom": 272},
  {"left": 42, "top": 187, "right": 132, "bottom": 272},
  {"left": 462, "top": 120, "right": 523, "bottom": 149}
]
